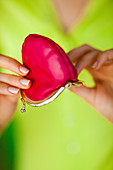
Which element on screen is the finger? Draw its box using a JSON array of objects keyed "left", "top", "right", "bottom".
[
  {"left": 69, "top": 85, "right": 96, "bottom": 106},
  {"left": 92, "top": 49, "right": 113, "bottom": 69},
  {"left": 0, "top": 73, "right": 31, "bottom": 89},
  {"left": 69, "top": 82, "right": 113, "bottom": 123},
  {"left": 67, "top": 44, "right": 95, "bottom": 62},
  {"left": 0, "top": 54, "right": 29, "bottom": 76},
  {"left": 69, "top": 80, "right": 103, "bottom": 107},
  {"left": 76, "top": 50, "right": 100, "bottom": 74},
  {"left": 0, "top": 82, "right": 20, "bottom": 95}
]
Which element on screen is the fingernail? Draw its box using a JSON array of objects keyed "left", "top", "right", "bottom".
[
  {"left": 19, "top": 66, "right": 29, "bottom": 74},
  {"left": 8, "top": 87, "right": 19, "bottom": 94},
  {"left": 92, "top": 61, "right": 98, "bottom": 68},
  {"left": 20, "top": 79, "right": 30, "bottom": 86}
]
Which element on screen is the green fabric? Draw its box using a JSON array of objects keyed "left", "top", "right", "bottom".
[{"left": 0, "top": 0, "right": 113, "bottom": 170}]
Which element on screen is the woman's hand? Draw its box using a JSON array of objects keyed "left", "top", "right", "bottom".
[
  {"left": 0, "top": 54, "right": 31, "bottom": 130},
  {"left": 68, "top": 45, "right": 113, "bottom": 123}
]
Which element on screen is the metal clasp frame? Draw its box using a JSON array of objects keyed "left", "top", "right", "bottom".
[{"left": 21, "top": 81, "right": 84, "bottom": 112}]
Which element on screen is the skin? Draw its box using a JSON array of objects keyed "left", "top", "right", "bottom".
[
  {"left": 52, "top": 0, "right": 113, "bottom": 123},
  {"left": 0, "top": 54, "right": 31, "bottom": 131},
  {"left": 0, "top": 46, "right": 113, "bottom": 132},
  {"left": 0, "top": 0, "right": 112, "bottom": 130},
  {"left": 68, "top": 45, "right": 113, "bottom": 123},
  {"left": 52, "top": 0, "right": 89, "bottom": 32}
]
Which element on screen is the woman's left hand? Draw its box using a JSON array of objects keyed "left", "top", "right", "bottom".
[{"left": 67, "top": 45, "right": 113, "bottom": 123}]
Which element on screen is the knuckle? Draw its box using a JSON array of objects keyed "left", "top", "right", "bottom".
[
  {"left": 103, "top": 50, "right": 113, "bottom": 60},
  {"left": 9, "top": 75, "right": 21, "bottom": 86},
  {"left": 6, "top": 57, "right": 19, "bottom": 68},
  {"left": 0, "top": 83, "right": 5, "bottom": 90},
  {"left": 5, "top": 74, "right": 15, "bottom": 84},
  {"left": 83, "top": 44, "right": 94, "bottom": 50},
  {"left": 83, "top": 44, "right": 89, "bottom": 47},
  {"left": 98, "top": 51, "right": 105, "bottom": 59},
  {"left": 83, "top": 44, "right": 90, "bottom": 48},
  {"left": 7, "top": 57, "right": 15, "bottom": 65}
]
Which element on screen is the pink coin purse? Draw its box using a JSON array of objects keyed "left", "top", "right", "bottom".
[{"left": 21, "top": 34, "right": 83, "bottom": 112}]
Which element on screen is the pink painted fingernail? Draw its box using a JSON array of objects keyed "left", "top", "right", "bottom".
[
  {"left": 92, "top": 61, "right": 98, "bottom": 68},
  {"left": 19, "top": 66, "right": 29, "bottom": 74},
  {"left": 8, "top": 87, "right": 19, "bottom": 94}
]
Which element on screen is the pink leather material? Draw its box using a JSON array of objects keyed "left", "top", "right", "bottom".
[{"left": 22, "top": 34, "right": 78, "bottom": 101}]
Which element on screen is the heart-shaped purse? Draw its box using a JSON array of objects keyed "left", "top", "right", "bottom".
[{"left": 21, "top": 34, "right": 83, "bottom": 112}]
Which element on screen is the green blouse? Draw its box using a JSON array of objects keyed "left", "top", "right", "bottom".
[{"left": 0, "top": 0, "right": 113, "bottom": 170}]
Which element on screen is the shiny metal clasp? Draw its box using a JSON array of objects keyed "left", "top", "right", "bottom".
[{"left": 21, "top": 81, "right": 84, "bottom": 112}]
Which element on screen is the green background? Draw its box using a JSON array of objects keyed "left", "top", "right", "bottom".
[{"left": 0, "top": 0, "right": 113, "bottom": 170}]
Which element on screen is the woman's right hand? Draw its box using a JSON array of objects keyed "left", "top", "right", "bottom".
[{"left": 0, "top": 54, "right": 31, "bottom": 131}]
